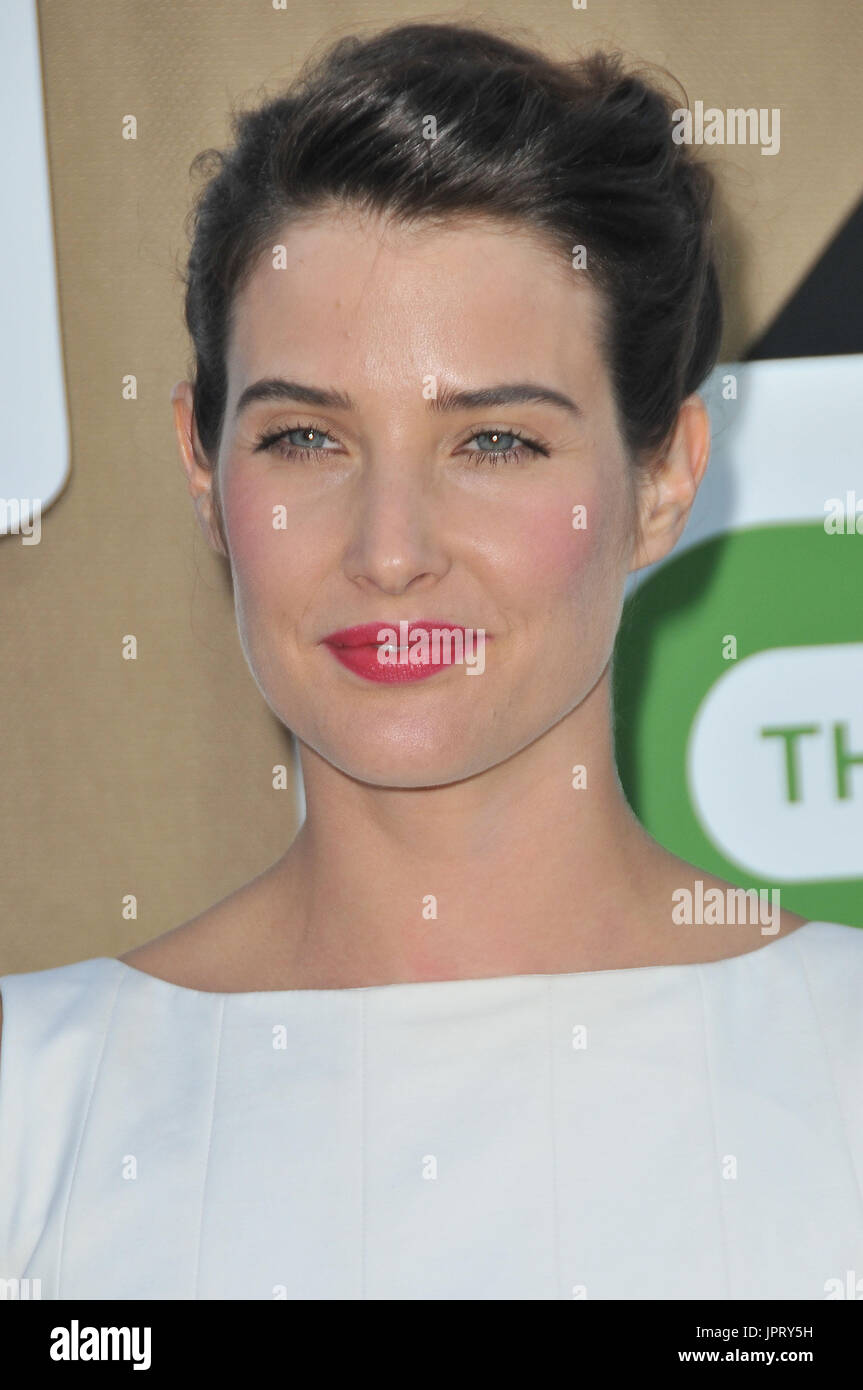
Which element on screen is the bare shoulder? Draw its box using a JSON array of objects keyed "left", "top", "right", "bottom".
[
  {"left": 645, "top": 853, "right": 813, "bottom": 965},
  {"left": 118, "top": 859, "right": 288, "bottom": 991}
]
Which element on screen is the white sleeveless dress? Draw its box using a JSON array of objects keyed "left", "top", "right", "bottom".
[{"left": 1, "top": 918, "right": 862, "bottom": 1301}]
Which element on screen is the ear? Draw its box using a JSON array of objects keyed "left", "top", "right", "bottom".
[
  {"left": 171, "top": 380, "right": 228, "bottom": 558},
  {"left": 629, "top": 394, "right": 710, "bottom": 573}
]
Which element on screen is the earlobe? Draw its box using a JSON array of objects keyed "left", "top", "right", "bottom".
[
  {"left": 171, "top": 381, "right": 202, "bottom": 491},
  {"left": 685, "top": 393, "right": 711, "bottom": 491},
  {"left": 171, "top": 380, "right": 228, "bottom": 558},
  {"left": 627, "top": 394, "right": 711, "bottom": 575}
]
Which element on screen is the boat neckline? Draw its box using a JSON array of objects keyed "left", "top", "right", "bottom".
[{"left": 93, "top": 919, "right": 827, "bottom": 1001}]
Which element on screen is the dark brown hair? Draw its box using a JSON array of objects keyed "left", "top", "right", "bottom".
[{"left": 181, "top": 20, "right": 722, "bottom": 475}]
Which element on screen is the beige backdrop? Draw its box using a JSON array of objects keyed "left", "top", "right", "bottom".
[{"left": 2, "top": 0, "right": 861, "bottom": 973}]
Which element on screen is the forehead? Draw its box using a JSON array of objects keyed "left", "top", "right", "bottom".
[{"left": 226, "top": 207, "right": 608, "bottom": 404}]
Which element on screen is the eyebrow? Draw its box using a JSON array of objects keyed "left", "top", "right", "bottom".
[{"left": 234, "top": 377, "right": 581, "bottom": 421}]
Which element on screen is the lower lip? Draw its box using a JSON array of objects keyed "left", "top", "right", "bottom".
[{"left": 324, "top": 642, "right": 462, "bottom": 683}]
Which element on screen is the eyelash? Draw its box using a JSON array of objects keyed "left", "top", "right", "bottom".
[{"left": 253, "top": 422, "right": 550, "bottom": 468}]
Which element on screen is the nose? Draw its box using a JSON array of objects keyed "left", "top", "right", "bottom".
[{"left": 341, "top": 453, "right": 452, "bottom": 596}]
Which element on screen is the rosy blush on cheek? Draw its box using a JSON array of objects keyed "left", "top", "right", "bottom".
[
  {"left": 512, "top": 484, "right": 630, "bottom": 688},
  {"left": 220, "top": 469, "right": 293, "bottom": 590},
  {"left": 516, "top": 487, "right": 605, "bottom": 597}
]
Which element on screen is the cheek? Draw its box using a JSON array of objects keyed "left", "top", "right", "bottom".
[
  {"left": 502, "top": 481, "right": 622, "bottom": 620},
  {"left": 220, "top": 468, "right": 314, "bottom": 614},
  {"left": 221, "top": 469, "right": 272, "bottom": 585}
]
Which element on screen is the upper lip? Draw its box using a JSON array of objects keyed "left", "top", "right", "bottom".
[{"left": 322, "top": 621, "right": 476, "bottom": 648}]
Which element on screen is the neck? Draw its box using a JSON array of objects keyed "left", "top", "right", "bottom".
[{"left": 267, "top": 667, "right": 673, "bottom": 987}]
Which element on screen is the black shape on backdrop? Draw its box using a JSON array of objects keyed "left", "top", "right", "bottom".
[{"left": 746, "top": 195, "right": 863, "bottom": 359}]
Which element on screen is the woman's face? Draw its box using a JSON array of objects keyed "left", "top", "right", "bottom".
[{"left": 211, "top": 208, "right": 647, "bottom": 786}]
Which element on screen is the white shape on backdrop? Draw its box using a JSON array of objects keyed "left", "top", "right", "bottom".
[
  {"left": 0, "top": 1, "right": 69, "bottom": 536},
  {"left": 688, "top": 644, "right": 863, "bottom": 881},
  {"left": 625, "top": 353, "right": 863, "bottom": 595}
]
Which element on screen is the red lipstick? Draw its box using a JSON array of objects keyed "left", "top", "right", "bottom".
[{"left": 321, "top": 621, "right": 484, "bottom": 683}]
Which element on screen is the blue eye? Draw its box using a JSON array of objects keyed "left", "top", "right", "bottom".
[
  {"left": 254, "top": 424, "right": 339, "bottom": 460},
  {"left": 462, "top": 429, "right": 548, "bottom": 467}
]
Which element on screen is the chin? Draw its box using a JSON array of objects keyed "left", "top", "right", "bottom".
[
  {"left": 304, "top": 717, "right": 504, "bottom": 789},
  {"left": 331, "top": 758, "right": 493, "bottom": 791}
]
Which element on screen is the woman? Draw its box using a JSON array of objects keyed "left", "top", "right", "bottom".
[{"left": 1, "top": 20, "right": 861, "bottom": 1301}]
